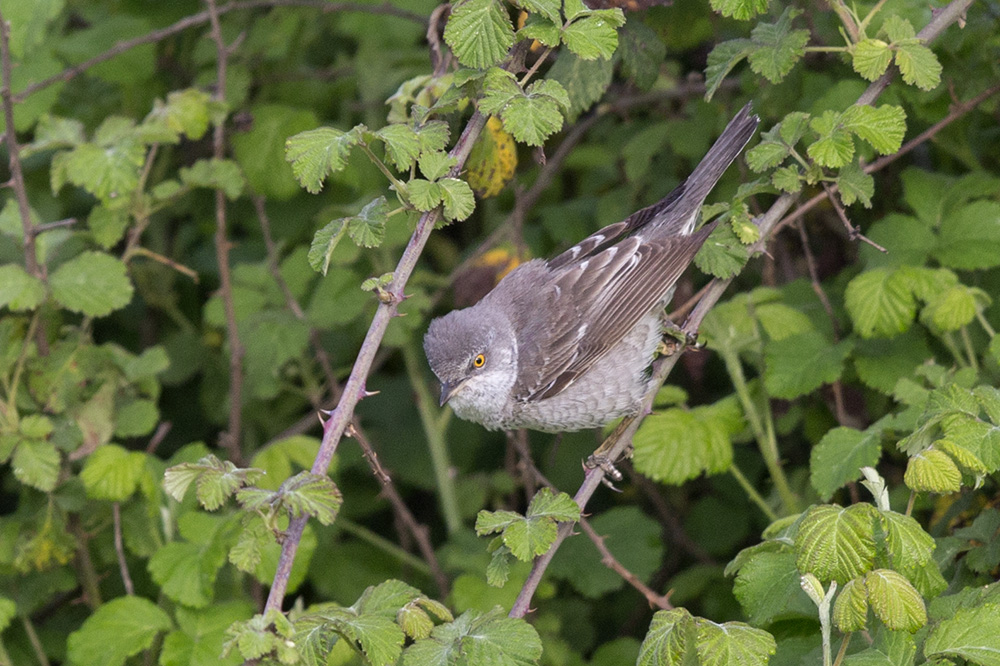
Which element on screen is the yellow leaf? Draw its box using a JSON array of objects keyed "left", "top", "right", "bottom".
[{"left": 466, "top": 116, "right": 517, "bottom": 198}]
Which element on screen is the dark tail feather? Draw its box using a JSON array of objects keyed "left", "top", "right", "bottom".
[{"left": 648, "top": 102, "right": 759, "bottom": 235}]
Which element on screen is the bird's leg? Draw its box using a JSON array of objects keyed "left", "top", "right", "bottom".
[
  {"left": 584, "top": 417, "right": 636, "bottom": 489},
  {"left": 658, "top": 314, "right": 701, "bottom": 356}
]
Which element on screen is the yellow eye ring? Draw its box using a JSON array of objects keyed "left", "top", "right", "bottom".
[{"left": 473, "top": 354, "right": 486, "bottom": 368}]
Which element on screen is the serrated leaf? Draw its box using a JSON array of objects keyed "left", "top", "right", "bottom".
[
  {"left": 443, "top": 0, "right": 514, "bottom": 69},
  {"left": 408, "top": 179, "right": 444, "bottom": 212},
  {"left": 80, "top": 444, "right": 146, "bottom": 500},
  {"left": 881, "top": 509, "right": 935, "bottom": 575},
  {"left": 894, "top": 41, "right": 942, "bottom": 91},
  {"left": 307, "top": 218, "right": 349, "bottom": 276},
  {"left": 419, "top": 150, "right": 458, "bottom": 181},
  {"left": 763, "top": 331, "right": 854, "bottom": 399},
  {"left": 845, "top": 267, "right": 917, "bottom": 338},
  {"left": 0, "top": 264, "right": 46, "bottom": 311},
  {"left": 633, "top": 406, "right": 733, "bottom": 484},
  {"left": 526, "top": 488, "right": 580, "bottom": 522},
  {"left": 705, "top": 39, "right": 754, "bottom": 102},
  {"left": 438, "top": 178, "right": 475, "bottom": 221},
  {"left": 416, "top": 121, "right": 450, "bottom": 153},
  {"left": 747, "top": 8, "right": 809, "bottom": 83},
  {"left": 562, "top": 12, "right": 624, "bottom": 61},
  {"left": 375, "top": 124, "right": 421, "bottom": 171},
  {"left": 936, "top": 438, "right": 988, "bottom": 474},
  {"left": 696, "top": 619, "right": 776, "bottom": 666},
  {"left": 808, "top": 110, "right": 854, "bottom": 168},
  {"left": 61, "top": 139, "right": 146, "bottom": 201},
  {"left": 66, "top": 596, "right": 172, "bottom": 666},
  {"left": 475, "top": 509, "right": 521, "bottom": 535},
  {"left": 405, "top": 608, "right": 541, "bottom": 666},
  {"left": 864, "top": 569, "right": 926, "bottom": 632},
  {"left": 285, "top": 126, "right": 363, "bottom": 194},
  {"left": 935, "top": 201, "right": 1000, "bottom": 270},
  {"left": 486, "top": 545, "right": 512, "bottom": 586},
  {"left": 796, "top": 504, "right": 876, "bottom": 583},
  {"left": 731, "top": 204, "right": 760, "bottom": 243},
  {"left": 87, "top": 204, "right": 130, "bottom": 249},
  {"left": 503, "top": 515, "right": 558, "bottom": 561},
  {"left": 833, "top": 577, "right": 869, "bottom": 632},
  {"left": 695, "top": 222, "right": 750, "bottom": 279},
  {"left": 50, "top": 251, "right": 134, "bottom": 317},
  {"left": 276, "top": 472, "right": 343, "bottom": 525},
  {"left": 518, "top": 15, "right": 561, "bottom": 47},
  {"left": 733, "top": 551, "right": 813, "bottom": 625},
  {"left": 709, "top": 0, "right": 768, "bottom": 20},
  {"left": 925, "top": 604, "right": 1000, "bottom": 666},
  {"left": 921, "top": 285, "right": 976, "bottom": 332},
  {"left": 638, "top": 608, "right": 696, "bottom": 666},
  {"left": 904, "top": 448, "right": 961, "bottom": 494},
  {"left": 842, "top": 104, "right": 907, "bottom": 155},
  {"left": 518, "top": 0, "right": 561, "bottom": 23},
  {"left": 347, "top": 197, "right": 389, "bottom": 248},
  {"left": 852, "top": 39, "right": 892, "bottom": 81},
  {"left": 546, "top": 50, "right": 614, "bottom": 120},
  {"left": 838, "top": 161, "right": 875, "bottom": 207},
  {"left": 499, "top": 86, "right": 564, "bottom": 147},
  {"left": 12, "top": 438, "right": 60, "bottom": 491},
  {"left": 810, "top": 427, "right": 883, "bottom": 500},
  {"left": 746, "top": 127, "right": 791, "bottom": 172},
  {"left": 771, "top": 165, "right": 802, "bottom": 193}
]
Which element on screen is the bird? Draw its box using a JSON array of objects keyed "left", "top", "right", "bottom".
[{"left": 424, "top": 104, "right": 759, "bottom": 433}]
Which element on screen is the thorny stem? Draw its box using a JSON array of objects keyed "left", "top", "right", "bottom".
[
  {"left": 402, "top": 341, "right": 462, "bottom": 535},
  {"left": 262, "top": 105, "right": 493, "bottom": 613}
]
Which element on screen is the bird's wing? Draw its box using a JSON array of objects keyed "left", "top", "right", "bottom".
[{"left": 513, "top": 224, "right": 714, "bottom": 402}]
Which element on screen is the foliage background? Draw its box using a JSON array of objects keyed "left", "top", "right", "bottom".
[{"left": 1, "top": 0, "right": 999, "bottom": 664}]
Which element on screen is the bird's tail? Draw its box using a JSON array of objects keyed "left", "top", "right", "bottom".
[{"left": 650, "top": 103, "right": 760, "bottom": 235}]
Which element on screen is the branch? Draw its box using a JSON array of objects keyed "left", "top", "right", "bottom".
[
  {"left": 112, "top": 503, "right": 135, "bottom": 596},
  {"left": 13, "top": 0, "right": 425, "bottom": 104},
  {"left": 206, "top": 0, "right": 245, "bottom": 466}
]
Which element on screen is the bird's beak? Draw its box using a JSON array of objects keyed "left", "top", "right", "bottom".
[{"left": 439, "top": 379, "right": 467, "bottom": 406}]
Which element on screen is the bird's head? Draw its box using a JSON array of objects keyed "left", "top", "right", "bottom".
[{"left": 423, "top": 305, "right": 518, "bottom": 422}]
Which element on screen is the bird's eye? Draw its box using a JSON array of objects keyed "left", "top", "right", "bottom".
[{"left": 473, "top": 353, "right": 486, "bottom": 368}]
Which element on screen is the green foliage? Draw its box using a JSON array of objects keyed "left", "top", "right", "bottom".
[{"left": 2, "top": 1, "right": 999, "bottom": 666}]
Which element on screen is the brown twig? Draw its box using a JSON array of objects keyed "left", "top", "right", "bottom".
[
  {"left": 206, "top": 0, "right": 245, "bottom": 466},
  {"left": 13, "top": 0, "right": 424, "bottom": 104},
  {"left": 112, "top": 504, "right": 135, "bottom": 596},
  {"left": 145, "top": 422, "right": 172, "bottom": 455},
  {"left": 0, "top": 10, "right": 36, "bottom": 276},
  {"left": 821, "top": 182, "right": 887, "bottom": 252},
  {"left": 579, "top": 518, "right": 673, "bottom": 610},
  {"left": 253, "top": 196, "right": 449, "bottom": 596}
]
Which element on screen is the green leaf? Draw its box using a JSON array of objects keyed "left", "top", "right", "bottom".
[
  {"left": 925, "top": 604, "right": 1000, "bottom": 666},
  {"left": 80, "top": 444, "right": 146, "bottom": 500},
  {"left": 733, "top": 551, "right": 814, "bottom": 625},
  {"left": 408, "top": 179, "right": 444, "bottom": 212},
  {"left": 845, "top": 267, "right": 916, "bottom": 338},
  {"left": 763, "top": 331, "right": 854, "bottom": 399},
  {"left": 443, "top": 0, "right": 515, "bottom": 69},
  {"left": 375, "top": 124, "right": 421, "bottom": 171},
  {"left": 696, "top": 619, "right": 776, "bottom": 666},
  {"left": 308, "top": 218, "right": 348, "bottom": 276},
  {"left": 796, "top": 504, "right": 877, "bottom": 583},
  {"left": 61, "top": 135, "right": 146, "bottom": 201},
  {"left": 0, "top": 264, "right": 46, "bottom": 311},
  {"left": 864, "top": 569, "right": 927, "bottom": 632},
  {"left": 503, "top": 514, "right": 557, "bottom": 561},
  {"left": 404, "top": 607, "right": 541, "bottom": 666},
  {"left": 808, "top": 110, "right": 854, "bottom": 168},
  {"left": 852, "top": 39, "right": 892, "bottom": 81},
  {"left": 619, "top": 22, "right": 667, "bottom": 90},
  {"left": 546, "top": 50, "right": 613, "bottom": 120},
  {"left": 179, "top": 158, "right": 245, "bottom": 200},
  {"left": 771, "top": 165, "right": 802, "bottom": 193},
  {"left": 881, "top": 509, "right": 935, "bottom": 576},
  {"left": 562, "top": 12, "right": 624, "bottom": 61},
  {"left": 149, "top": 513, "right": 230, "bottom": 607},
  {"left": 438, "top": 178, "right": 475, "bottom": 221},
  {"left": 747, "top": 8, "right": 809, "bottom": 84},
  {"left": 144, "top": 88, "right": 212, "bottom": 141},
  {"left": 842, "top": 104, "right": 907, "bottom": 155},
  {"left": 936, "top": 438, "right": 989, "bottom": 474},
  {"left": 894, "top": 41, "right": 942, "bottom": 91},
  {"left": 526, "top": 487, "right": 580, "bottom": 522},
  {"left": 418, "top": 150, "right": 457, "bottom": 181},
  {"left": 518, "top": 0, "right": 561, "bottom": 23},
  {"left": 704, "top": 39, "right": 754, "bottom": 102},
  {"left": 810, "top": 427, "right": 882, "bottom": 500},
  {"left": 163, "top": 454, "right": 263, "bottom": 509},
  {"left": 347, "top": 196, "right": 389, "bottom": 248},
  {"left": 498, "top": 82, "right": 565, "bottom": 147},
  {"left": 833, "top": 577, "right": 868, "bottom": 632},
  {"left": 476, "top": 510, "right": 521, "bottom": 535},
  {"left": 161, "top": 602, "right": 253, "bottom": 666},
  {"left": 921, "top": 285, "right": 976, "bottom": 332},
  {"left": 66, "top": 596, "right": 172, "bottom": 666},
  {"left": 633, "top": 404, "right": 733, "bottom": 484},
  {"left": 934, "top": 201, "right": 1000, "bottom": 270},
  {"left": 695, "top": 222, "right": 750, "bottom": 279},
  {"left": 271, "top": 472, "right": 342, "bottom": 525},
  {"left": 709, "top": 0, "right": 768, "bottom": 20},
  {"left": 904, "top": 448, "right": 961, "bottom": 494},
  {"left": 746, "top": 125, "right": 792, "bottom": 172},
  {"left": 486, "top": 544, "right": 512, "bottom": 587},
  {"left": 838, "top": 160, "right": 875, "bottom": 207},
  {"left": 12, "top": 438, "right": 60, "bottom": 492},
  {"left": 416, "top": 121, "right": 450, "bottom": 154},
  {"left": 50, "top": 251, "right": 134, "bottom": 317},
  {"left": 87, "top": 204, "right": 130, "bottom": 249},
  {"left": 637, "top": 608, "right": 696, "bottom": 666},
  {"left": 518, "top": 15, "right": 561, "bottom": 47},
  {"left": 285, "top": 125, "right": 364, "bottom": 194}
]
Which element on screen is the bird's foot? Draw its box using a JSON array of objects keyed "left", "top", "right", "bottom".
[
  {"left": 585, "top": 419, "right": 635, "bottom": 489},
  {"left": 658, "top": 318, "right": 702, "bottom": 355}
]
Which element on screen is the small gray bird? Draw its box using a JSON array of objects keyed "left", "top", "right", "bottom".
[{"left": 424, "top": 104, "right": 759, "bottom": 432}]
